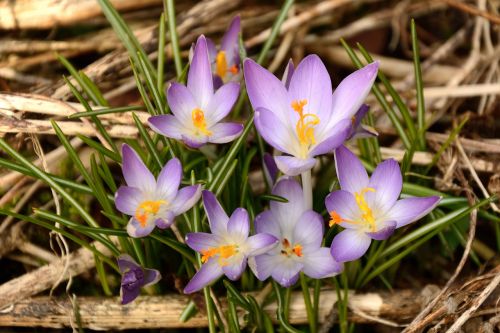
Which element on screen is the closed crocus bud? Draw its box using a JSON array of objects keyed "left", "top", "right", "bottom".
[{"left": 117, "top": 254, "right": 161, "bottom": 305}]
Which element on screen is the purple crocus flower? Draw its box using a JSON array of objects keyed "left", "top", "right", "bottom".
[
  {"left": 184, "top": 191, "right": 278, "bottom": 293},
  {"left": 326, "top": 146, "right": 441, "bottom": 262},
  {"left": 117, "top": 254, "right": 161, "bottom": 304},
  {"left": 149, "top": 35, "right": 243, "bottom": 148},
  {"left": 347, "top": 104, "right": 378, "bottom": 140},
  {"left": 244, "top": 55, "right": 379, "bottom": 176},
  {"left": 249, "top": 178, "right": 343, "bottom": 287},
  {"left": 115, "top": 144, "right": 201, "bottom": 237}
]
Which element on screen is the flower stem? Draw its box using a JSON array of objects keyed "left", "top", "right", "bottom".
[
  {"left": 300, "top": 273, "right": 316, "bottom": 333},
  {"left": 301, "top": 170, "right": 313, "bottom": 210}
]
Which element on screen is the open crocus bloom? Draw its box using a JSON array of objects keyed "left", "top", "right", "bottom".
[
  {"left": 184, "top": 191, "right": 278, "bottom": 293},
  {"left": 244, "top": 55, "right": 379, "bottom": 176},
  {"left": 149, "top": 35, "right": 243, "bottom": 148},
  {"left": 118, "top": 254, "right": 161, "bottom": 304},
  {"left": 326, "top": 146, "right": 441, "bottom": 262},
  {"left": 115, "top": 144, "right": 201, "bottom": 237},
  {"left": 207, "top": 16, "right": 241, "bottom": 88},
  {"left": 249, "top": 178, "right": 343, "bottom": 287}
]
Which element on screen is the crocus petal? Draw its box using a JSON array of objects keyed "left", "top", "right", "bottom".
[
  {"left": 368, "top": 159, "right": 402, "bottom": 212},
  {"left": 115, "top": 186, "right": 142, "bottom": 215},
  {"left": 143, "top": 268, "right": 162, "bottom": 286},
  {"left": 310, "top": 118, "right": 351, "bottom": 157},
  {"left": 184, "top": 259, "right": 223, "bottom": 294},
  {"left": 206, "top": 82, "right": 240, "bottom": 123},
  {"left": 329, "top": 61, "right": 379, "bottom": 126},
  {"left": 386, "top": 196, "right": 441, "bottom": 228},
  {"left": 330, "top": 229, "right": 371, "bottom": 262},
  {"left": 254, "top": 108, "right": 295, "bottom": 155},
  {"left": 156, "top": 158, "right": 182, "bottom": 201},
  {"left": 274, "top": 155, "right": 316, "bottom": 176},
  {"left": 289, "top": 54, "right": 332, "bottom": 122},
  {"left": 334, "top": 145, "right": 369, "bottom": 193},
  {"left": 244, "top": 59, "right": 289, "bottom": 124},
  {"left": 121, "top": 285, "right": 140, "bottom": 305},
  {"left": 303, "top": 247, "right": 343, "bottom": 279},
  {"left": 249, "top": 254, "right": 279, "bottom": 281},
  {"left": 246, "top": 233, "right": 279, "bottom": 256},
  {"left": 117, "top": 254, "right": 139, "bottom": 273},
  {"left": 170, "top": 185, "right": 202, "bottom": 216},
  {"left": 254, "top": 210, "right": 281, "bottom": 238},
  {"left": 222, "top": 259, "right": 246, "bottom": 281},
  {"left": 185, "top": 232, "right": 220, "bottom": 252},
  {"left": 227, "top": 208, "right": 249, "bottom": 242},
  {"left": 188, "top": 36, "right": 213, "bottom": 108},
  {"left": 181, "top": 134, "right": 207, "bottom": 149},
  {"left": 293, "top": 210, "right": 324, "bottom": 252},
  {"left": 121, "top": 144, "right": 156, "bottom": 192},
  {"left": 271, "top": 260, "right": 302, "bottom": 287},
  {"left": 208, "top": 122, "right": 243, "bottom": 144},
  {"left": 324, "top": 190, "right": 359, "bottom": 229},
  {"left": 281, "top": 59, "right": 294, "bottom": 89},
  {"left": 127, "top": 218, "right": 155, "bottom": 238},
  {"left": 202, "top": 190, "right": 228, "bottom": 235},
  {"left": 167, "top": 82, "right": 198, "bottom": 124},
  {"left": 148, "top": 114, "right": 184, "bottom": 140},
  {"left": 366, "top": 220, "right": 396, "bottom": 240},
  {"left": 270, "top": 178, "right": 307, "bottom": 234},
  {"left": 263, "top": 153, "right": 279, "bottom": 187},
  {"left": 155, "top": 211, "right": 175, "bottom": 229},
  {"left": 221, "top": 15, "right": 240, "bottom": 61},
  {"left": 351, "top": 124, "right": 378, "bottom": 140}
]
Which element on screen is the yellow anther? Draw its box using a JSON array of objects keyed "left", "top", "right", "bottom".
[
  {"left": 216, "top": 51, "right": 228, "bottom": 79},
  {"left": 292, "top": 244, "right": 303, "bottom": 257},
  {"left": 354, "top": 188, "right": 376, "bottom": 230},
  {"left": 291, "top": 99, "right": 320, "bottom": 148},
  {"left": 135, "top": 200, "right": 166, "bottom": 227},
  {"left": 201, "top": 245, "right": 237, "bottom": 266},
  {"left": 191, "top": 108, "right": 212, "bottom": 136}
]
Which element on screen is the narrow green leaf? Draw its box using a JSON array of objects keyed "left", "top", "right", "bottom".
[
  {"left": 411, "top": 19, "right": 426, "bottom": 149},
  {"left": 68, "top": 105, "right": 144, "bottom": 119},
  {"left": 272, "top": 282, "right": 302, "bottom": 333},
  {"left": 224, "top": 280, "right": 251, "bottom": 311},
  {"left": 164, "top": 0, "right": 183, "bottom": 77},
  {"left": 157, "top": 12, "right": 167, "bottom": 93},
  {"left": 132, "top": 113, "right": 163, "bottom": 169},
  {"left": 259, "top": 194, "right": 289, "bottom": 203}
]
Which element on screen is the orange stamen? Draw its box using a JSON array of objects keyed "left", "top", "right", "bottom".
[
  {"left": 291, "top": 99, "right": 320, "bottom": 151},
  {"left": 201, "top": 245, "right": 237, "bottom": 266},
  {"left": 191, "top": 108, "right": 212, "bottom": 135},
  {"left": 135, "top": 200, "right": 166, "bottom": 228}
]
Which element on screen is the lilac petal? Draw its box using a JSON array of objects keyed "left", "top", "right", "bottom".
[
  {"left": 221, "top": 15, "right": 240, "bottom": 61},
  {"left": 351, "top": 124, "right": 378, "bottom": 140},
  {"left": 366, "top": 220, "right": 396, "bottom": 240},
  {"left": 213, "top": 74, "right": 224, "bottom": 90},
  {"left": 117, "top": 254, "right": 139, "bottom": 273},
  {"left": 289, "top": 54, "right": 332, "bottom": 123},
  {"left": 352, "top": 104, "right": 370, "bottom": 129},
  {"left": 330, "top": 229, "right": 371, "bottom": 262},
  {"left": 281, "top": 59, "right": 294, "bottom": 89},
  {"left": 185, "top": 232, "right": 220, "bottom": 252},
  {"left": 271, "top": 260, "right": 302, "bottom": 288},
  {"left": 206, "top": 82, "right": 240, "bottom": 123},
  {"left": 227, "top": 208, "right": 249, "bottom": 241},
  {"left": 246, "top": 233, "right": 279, "bottom": 256},
  {"left": 368, "top": 159, "right": 402, "bottom": 213},
  {"left": 127, "top": 218, "right": 155, "bottom": 238},
  {"left": 148, "top": 114, "right": 184, "bottom": 140},
  {"left": 167, "top": 82, "right": 197, "bottom": 124},
  {"left": 310, "top": 118, "right": 351, "bottom": 157},
  {"left": 254, "top": 108, "right": 294, "bottom": 155},
  {"left": 293, "top": 210, "right": 324, "bottom": 252},
  {"left": 324, "top": 190, "right": 359, "bottom": 229},
  {"left": 274, "top": 155, "right": 316, "bottom": 176},
  {"left": 170, "top": 185, "right": 202, "bottom": 216},
  {"left": 270, "top": 178, "right": 307, "bottom": 233},
  {"left": 143, "top": 268, "right": 161, "bottom": 286},
  {"left": 202, "top": 190, "right": 228, "bottom": 235},
  {"left": 188, "top": 36, "right": 213, "bottom": 108},
  {"left": 184, "top": 259, "right": 224, "bottom": 294},
  {"left": 303, "top": 247, "right": 343, "bottom": 279},
  {"left": 263, "top": 153, "right": 279, "bottom": 187},
  {"left": 121, "top": 144, "right": 155, "bottom": 192},
  {"left": 254, "top": 210, "right": 280, "bottom": 238},
  {"left": 181, "top": 134, "right": 207, "bottom": 149},
  {"left": 115, "top": 186, "right": 142, "bottom": 215},
  {"left": 329, "top": 61, "right": 379, "bottom": 126},
  {"left": 208, "top": 122, "right": 243, "bottom": 144},
  {"left": 249, "top": 254, "right": 279, "bottom": 281},
  {"left": 334, "top": 145, "right": 369, "bottom": 193},
  {"left": 243, "top": 59, "right": 289, "bottom": 124},
  {"left": 121, "top": 284, "right": 140, "bottom": 305},
  {"left": 386, "top": 196, "right": 441, "bottom": 228},
  {"left": 206, "top": 38, "right": 217, "bottom": 62},
  {"left": 155, "top": 211, "right": 175, "bottom": 229},
  {"left": 156, "top": 158, "right": 182, "bottom": 201},
  {"left": 222, "top": 259, "right": 246, "bottom": 281}
]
